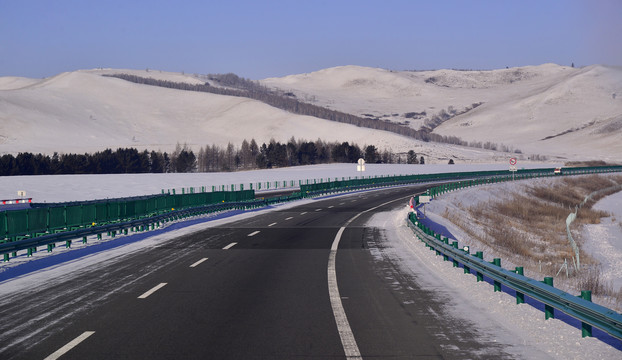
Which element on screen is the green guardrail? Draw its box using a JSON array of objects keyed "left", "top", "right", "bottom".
[
  {"left": 300, "top": 165, "right": 622, "bottom": 197},
  {"left": 0, "top": 190, "right": 255, "bottom": 243},
  {"left": 0, "top": 189, "right": 309, "bottom": 262},
  {"left": 2, "top": 165, "right": 620, "bottom": 263},
  {"left": 0, "top": 198, "right": 266, "bottom": 261},
  {"left": 407, "top": 212, "right": 622, "bottom": 340}
]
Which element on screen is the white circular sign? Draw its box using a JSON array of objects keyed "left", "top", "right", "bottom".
[{"left": 509, "top": 158, "right": 517, "bottom": 165}]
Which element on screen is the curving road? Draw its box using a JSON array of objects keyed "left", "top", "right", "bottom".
[{"left": 0, "top": 185, "right": 515, "bottom": 359}]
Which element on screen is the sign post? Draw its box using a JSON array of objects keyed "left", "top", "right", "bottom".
[
  {"left": 509, "top": 158, "right": 517, "bottom": 181},
  {"left": 418, "top": 195, "right": 431, "bottom": 218}
]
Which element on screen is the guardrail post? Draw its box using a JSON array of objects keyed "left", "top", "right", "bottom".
[
  {"left": 98, "top": 233, "right": 102, "bottom": 240},
  {"left": 451, "top": 241, "right": 459, "bottom": 267},
  {"left": 543, "top": 277, "right": 555, "bottom": 319},
  {"left": 492, "top": 258, "right": 501, "bottom": 291},
  {"left": 3, "top": 253, "right": 8, "bottom": 262},
  {"left": 82, "top": 236, "right": 87, "bottom": 244},
  {"left": 66, "top": 240, "right": 71, "bottom": 248},
  {"left": 47, "top": 243, "right": 54, "bottom": 252},
  {"left": 475, "top": 251, "right": 484, "bottom": 282},
  {"left": 515, "top": 267, "right": 525, "bottom": 304},
  {"left": 579, "top": 291, "right": 593, "bottom": 337},
  {"left": 462, "top": 246, "right": 470, "bottom": 273}
]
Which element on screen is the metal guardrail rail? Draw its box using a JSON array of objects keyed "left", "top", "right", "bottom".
[
  {"left": 407, "top": 203, "right": 622, "bottom": 340},
  {"left": 0, "top": 197, "right": 277, "bottom": 260}
]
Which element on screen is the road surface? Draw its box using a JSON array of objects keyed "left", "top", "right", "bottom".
[{"left": 0, "top": 185, "right": 514, "bottom": 359}]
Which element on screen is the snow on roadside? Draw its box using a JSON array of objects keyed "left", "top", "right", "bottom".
[
  {"left": 366, "top": 206, "right": 621, "bottom": 358},
  {"left": 583, "top": 191, "right": 622, "bottom": 291},
  {"left": 0, "top": 163, "right": 560, "bottom": 203}
]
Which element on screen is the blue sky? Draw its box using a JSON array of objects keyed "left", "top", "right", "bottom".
[{"left": 1, "top": 0, "right": 621, "bottom": 79}]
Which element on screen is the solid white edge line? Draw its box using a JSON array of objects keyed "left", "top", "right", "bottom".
[
  {"left": 328, "top": 233, "right": 361, "bottom": 358},
  {"left": 248, "top": 231, "right": 260, "bottom": 237},
  {"left": 138, "top": 283, "right": 167, "bottom": 299},
  {"left": 223, "top": 242, "right": 238, "bottom": 249},
  {"left": 44, "top": 331, "right": 95, "bottom": 360},
  {"left": 328, "top": 196, "right": 411, "bottom": 359},
  {"left": 190, "top": 257, "right": 208, "bottom": 268}
]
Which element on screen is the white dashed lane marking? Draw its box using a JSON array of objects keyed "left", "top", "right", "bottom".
[
  {"left": 223, "top": 242, "right": 238, "bottom": 249},
  {"left": 190, "top": 258, "right": 208, "bottom": 268},
  {"left": 44, "top": 331, "right": 95, "bottom": 360},
  {"left": 138, "top": 283, "right": 167, "bottom": 299},
  {"left": 247, "top": 231, "right": 260, "bottom": 237}
]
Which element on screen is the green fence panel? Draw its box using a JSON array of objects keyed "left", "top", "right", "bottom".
[
  {"left": 95, "top": 203, "right": 109, "bottom": 223},
  {"left": 49, "top": 207, "right": 66, "bottom": 230},
  {"left": 0, "top": 212, "right": 7, "bottom": 238},
  {"left": 82, "top": 204, "right": 97, "bottom": 225},
  {"left": 125, "top": 201, "right": 137, "bottom": 218},
  {"left": 108, "top": 202, "right": 121, "bottom": 221},
  {"left": 28, "top": 208, "right": 48, "bottom": 234},
  {"left": 7, "top": 209, "right": 29, "bottom": 236},
  {"left": 145, "top": 197, "right": 158, "bottom": 215},
  {"left": 66, "top": 205, "right": 83, "bottom": 228},
  {"left": 134, "top": 200, "right": 147, "bottom": 218}
]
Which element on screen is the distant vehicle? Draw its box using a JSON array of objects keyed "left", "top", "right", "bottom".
[{"left": 554, "top": 167, "right": 562, "bottom": 175}]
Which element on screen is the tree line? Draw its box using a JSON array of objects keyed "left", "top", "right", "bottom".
[{"left": 0, "top": 138, "right": 424, "bottom": 176}]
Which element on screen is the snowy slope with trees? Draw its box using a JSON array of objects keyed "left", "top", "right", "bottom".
[
  {"left": 2, "top": 64, "right": 620, "bottom": 164},
  {"left": 262, "top": 64, "right": 622, "bottom": 161},
  {"left": 0, "top": 69, "right": 495, "bottom": 163}
]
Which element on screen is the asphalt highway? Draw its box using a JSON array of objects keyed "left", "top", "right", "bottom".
[{"left": 0, "top": 185, "right": 514, "bottom": 359}]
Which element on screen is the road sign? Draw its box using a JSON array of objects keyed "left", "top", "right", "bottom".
[
  {"left": 357, "top": 158, "right": 366, "bottom": 172},
  {"left": 509, "top": 157, "right": 517, "bottom": 166}
]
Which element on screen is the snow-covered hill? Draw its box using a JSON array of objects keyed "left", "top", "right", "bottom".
[
  {"left": 0, "top": 69, "right": 501, "bottom": 163},
  {"left": 1, "top": 64, "right": 620, "bottom": 162},
  {"left": 262, "top": 64, "right": 622, "bottom": 161}
]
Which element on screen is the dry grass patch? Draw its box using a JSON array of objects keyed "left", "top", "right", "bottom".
[{"left": 439, "top": 174, "right": 622, "bottom": 310}]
